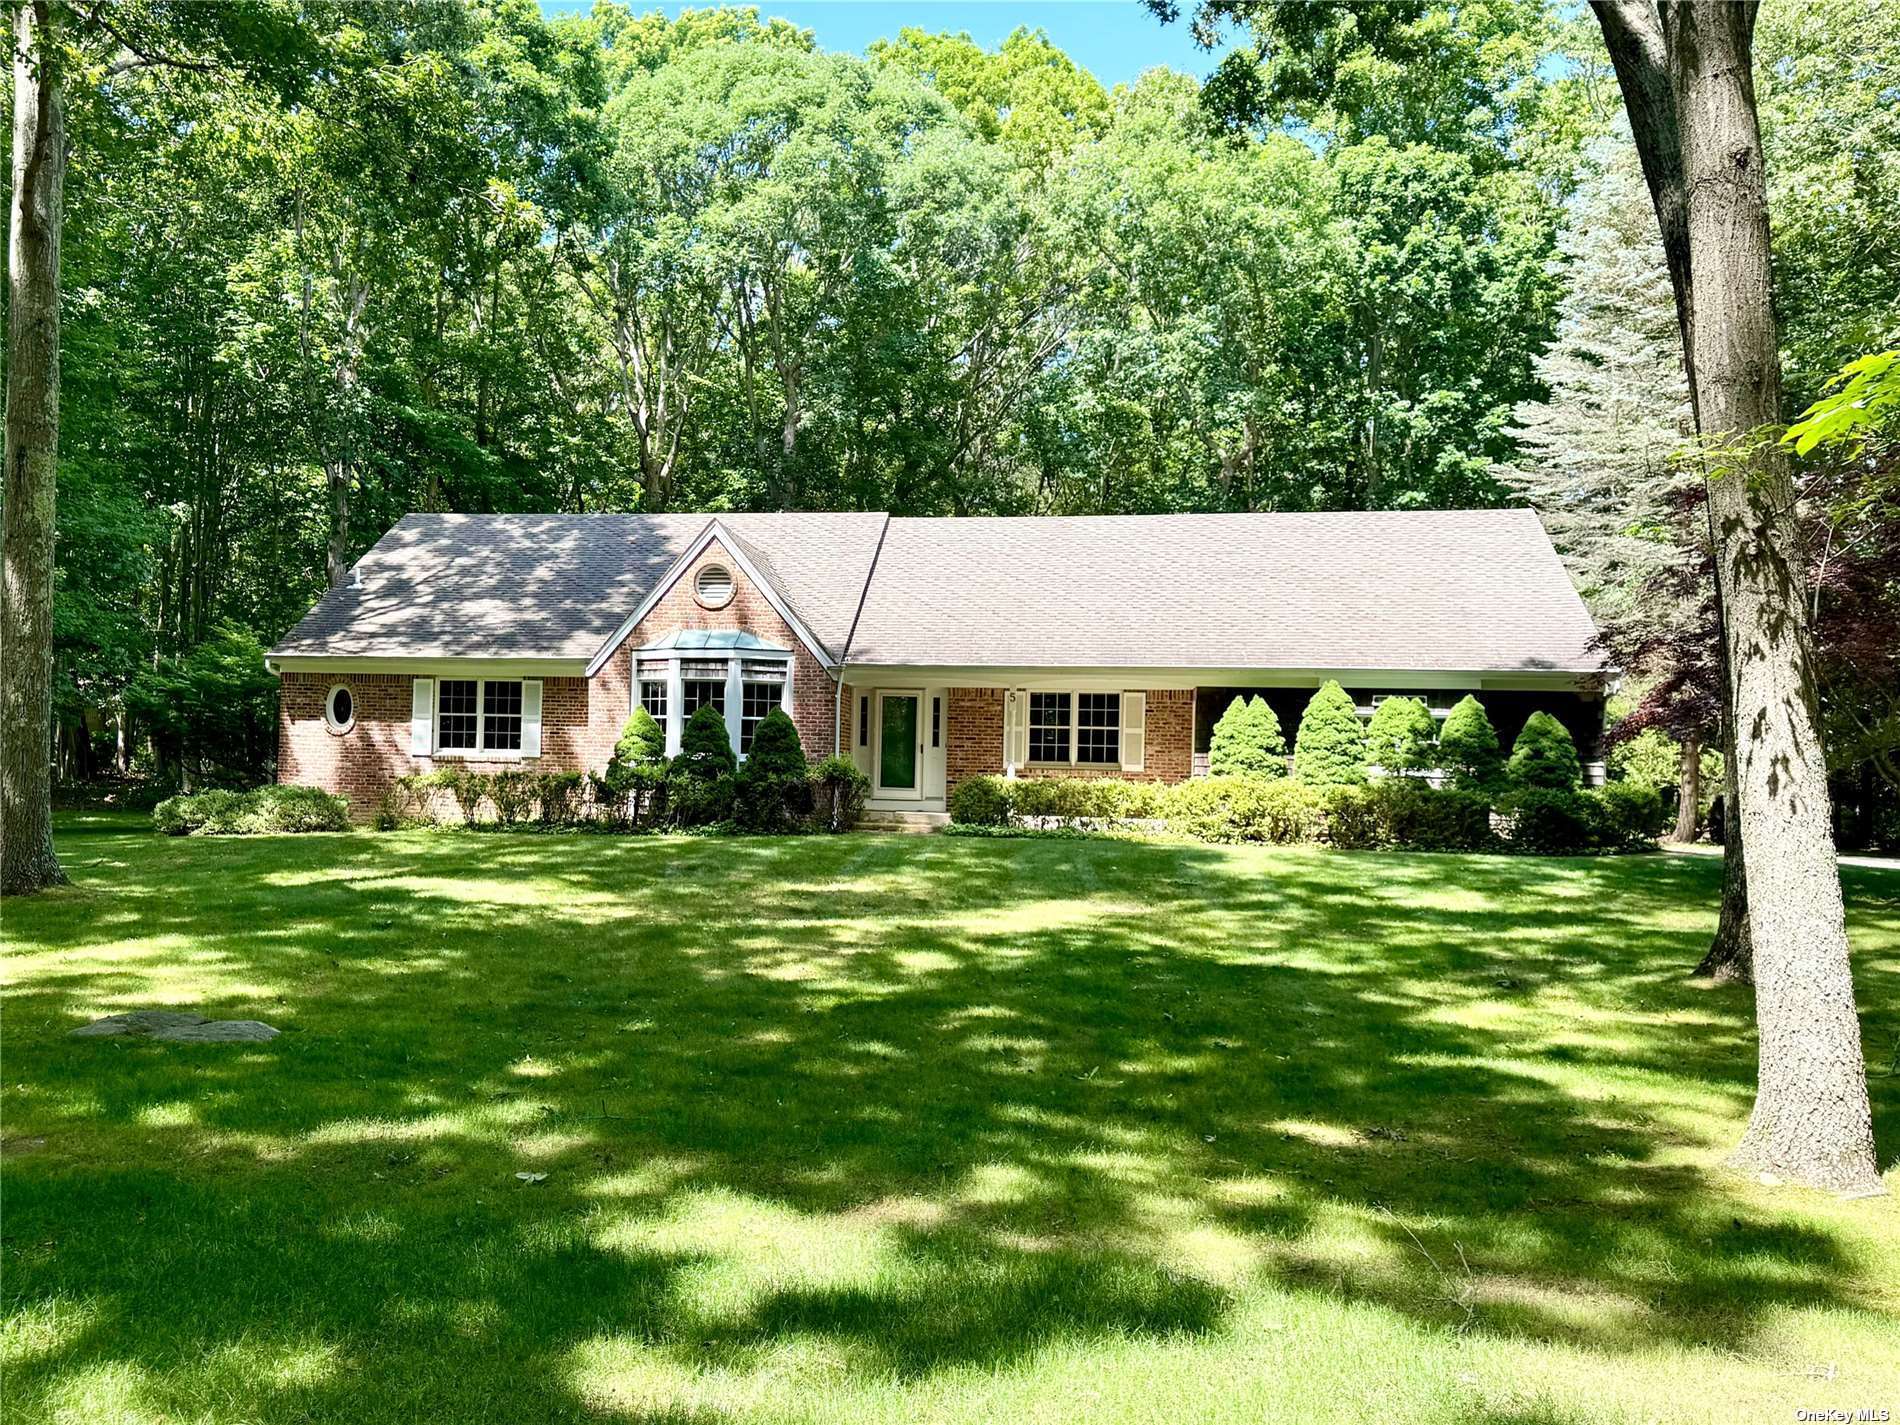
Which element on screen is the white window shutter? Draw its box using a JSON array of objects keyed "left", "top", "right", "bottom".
[
  {"left": 410, "top": 679, "right": 434, "bottom": 756},
  {"left": 1002, "top": 689, "right": 1024, "bottom": 775},
  {"left": 522, "top": 679, "right": 543, "bottom": 758},
  {"left": 1120, "top": 691, "right": 1146, "bottom": 772}
]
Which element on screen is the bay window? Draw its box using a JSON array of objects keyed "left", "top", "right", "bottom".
[
  {"left": 681, "top": 659, "right": 727, "bottom": 719},
  {"left": 739, "top": 660, "right": 786, "bottom": 752},
  {"left": 637, "top": 641, "right": 794, "bottom": 759},
  {"left": 637, "top": 658, "right": 669, "bottom": 722}
]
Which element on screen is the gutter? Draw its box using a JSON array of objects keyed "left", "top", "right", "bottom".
[{"left": 832, "top": 514, "right": 891, "bottom": 757}]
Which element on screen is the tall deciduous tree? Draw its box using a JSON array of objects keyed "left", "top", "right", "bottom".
[
  {"left": 1590, "top": 0, "right": 1878, "bottom": 1193},
  {"left": 2, "top": 0, "right": 68, "bottom": 894}
]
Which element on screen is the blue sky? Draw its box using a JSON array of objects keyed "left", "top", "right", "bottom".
[{"left": 541, "top": 2, "right": 1243, "bottom": 88}]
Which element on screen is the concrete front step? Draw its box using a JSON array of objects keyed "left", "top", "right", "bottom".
[{"left": 859, "top": 808, "right": 950, "bottom": 833}]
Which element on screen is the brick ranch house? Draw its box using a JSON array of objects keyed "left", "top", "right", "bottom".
[{"left": 269, "top": 509, "right": 1608, "bottom": 821}]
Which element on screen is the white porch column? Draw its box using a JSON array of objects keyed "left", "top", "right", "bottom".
[
  {"left": 725, "top": 658, "right": 743, "bottom": 757},
  {"left": 666, "top": 656, "right": 683, "bottom": 756}
]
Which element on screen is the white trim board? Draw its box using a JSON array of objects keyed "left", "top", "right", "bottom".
[
  {"left": 839, "top": 665, "right": 1603, "bottom": 692},
  {"left": 269, "top": 655, "right": 586, "bottom": 676},
  {"left": 585, "top": 520, "right": 837, "bottom": 679}
]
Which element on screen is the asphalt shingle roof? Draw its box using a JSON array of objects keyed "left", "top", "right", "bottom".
[
  {"left": 845, "top": 510, "right": 1602, "bottom": 673},
  {"left": 271, "top": 508, "right": 1602, "bottom": 676},
  {"left": 269, "top": 512, "right": 887, "bottom": 663}
]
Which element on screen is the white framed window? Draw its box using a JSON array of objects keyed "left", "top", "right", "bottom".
[
  {"left": 323, "top": 684, "right": 355, "bottom": 735},
  {"left": 637, "top": 658, "right": 668, "bottom": 722},
  {"left": 1075, "top": 692, "right": 1120, "bottom": 764},
  {"left": 434, "top": 677, "right": 526, "bottom": 755},
  {"left": 483, "top": 681, "right": 523, "bottom": 751},
  {"left": 438, "top": 679, "right": 479, "bottom": 750},
  {"left": 1028, "top": 692, "right": 1071, "bottom": 764},
  {"left": 1016, "top": 690, "right": 1143, "bottom": 771},
  {"left": 681, "top": 659, "right": 726, "bottom": 719},
  {"left": 739, "top": 659, "right": 787, "bottom": 752}
]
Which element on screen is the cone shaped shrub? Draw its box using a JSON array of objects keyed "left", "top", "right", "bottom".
[
  {"left": 1364, "top": 695, "right": 1438, "bottom": 774},
  {"left": 1439, "top": 695, "right": 1504, "bottom": 792},
  {"left": 734, "top": 709, "right": 810, "bottom": 830},
  {"left": 1507, "top": 710, "right": 1582, "bottom": 790},
  {"left": 1209, "top": 694, "right": 1287, "bottom": 778},
  {"left": 742, "top": 708, "right": 807, "bottom": 780},
  {"left": 616, "top": 707, "right": 666, "bottom": 767},
  {"left": 676, "top": 704, "right": 736, "bottom": 779},
  {"left": 1292, "top": 680, "right": 1367, "bottom": 786}
]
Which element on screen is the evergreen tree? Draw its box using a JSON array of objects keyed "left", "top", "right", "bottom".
[
  {"left": 1507, "top": 711, "right": 1583, "bottom": 790},
  {"left": 734, "top": 709, "right": 811, "bottom": 830},
  {"left": 676, "top": 704, "right": 736, "bottom": 779},
  {"left": 1495, "top": 126, "right": 1693, "bottom": 619},
  {"left": 614, "top": 707, "right": 667, "bottom": 769},
  {"left": 1209, "top": 694, "right": 1286, "bottom": 778},
  {"left": 1364, "top": 696, "right": 1437, "bottom": 774},
  {"left": 1292, "top": 681, "right": 1367, "bottom": 787},
  {"left": 1439, "top": 695, "right": 1505, "bottom": 792}
]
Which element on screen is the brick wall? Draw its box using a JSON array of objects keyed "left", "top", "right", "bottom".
[
  {"left": 584, "top": 538, "right": 839, "bottom": 762},
  {"left": 946, "top": 688, "right": 1005, "bottom": 795},
  {"left": 944, "top": 686, "right": 1193, "bottom": 796},
  {"left": 278, "top": 671, "right": 594, "bottom": 819},
  {"left": 278, "top": 536, "right": 845, "bottom": 818}
]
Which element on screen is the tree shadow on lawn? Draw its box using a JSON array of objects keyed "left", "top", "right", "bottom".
[{"left": 3, "top": 823, "right": 1896, "bottom": 1421}]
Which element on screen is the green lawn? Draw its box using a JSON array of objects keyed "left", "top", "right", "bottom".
[{"left": 3, "top": 814, "right": 1897, "bottom": 1425}]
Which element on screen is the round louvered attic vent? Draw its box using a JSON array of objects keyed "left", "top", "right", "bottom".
[{"left": 694, "top": 563, "right": 735, "bottom": 609}]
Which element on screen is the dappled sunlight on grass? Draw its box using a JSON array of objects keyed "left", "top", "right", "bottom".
[{"left": 3, "top": 815, "right": 1897, "bottom": 1423}]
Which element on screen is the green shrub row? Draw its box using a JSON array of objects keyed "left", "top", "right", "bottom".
[
  {"left": 1498, "top": 783, "right": 1666, "bottom": 854},
  {"left": 1204, "top": 683, "right": 1597, "bottom": 794},
  {"left": 154, "top": 784, "right": 351, "bottom": 835},
  {"left": 375, "top": 707, "right": 873, "bottom": 835},
  {"left": 947, "top": 772, "right": 1663, "bottom": 854}
]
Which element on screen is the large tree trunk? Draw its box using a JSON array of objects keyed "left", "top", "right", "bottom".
[
  {"left": 1695, "top": 715, "right": 1751, "bottom": 983},
  {"left": 1672, "top": 728, "right": 1701, "bottom": 842},
  {"left": 1595, "top": 0, "right": 1879, "bottom": 1193},
  {"left": 2, "top": 0, "right": 68, "bottom": 897},
  {"left": 1671, "top": 3, "right": 1877, "bottom": 1193}
]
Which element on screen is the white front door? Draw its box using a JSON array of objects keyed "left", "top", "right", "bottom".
[{"left": 873, "top": 690, "right": 924, "bottom": 800}]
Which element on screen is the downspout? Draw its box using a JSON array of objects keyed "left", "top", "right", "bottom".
[{"left": 833, "top": 514, "right": 891, "bottom": 756}]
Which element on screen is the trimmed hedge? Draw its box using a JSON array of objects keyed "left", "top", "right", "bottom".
[
  {"left": 1371, "top": 780, "right": 1491, "bottom": 851},
  {"left": 948, "top": 775, "right": 1012, "bottom": 827},
  {"left": 1166, "top": 777, "right": 1321, "bottom": 844},
  {"left": 155, "top": 784, "right": 350, "bottom": 835},
  {"left": 950, "top": 774, "right": 1169, "bottom": 830},
  {"left": 945, "top": 771, "right": 1658, "bottom": 855},
  {"left": 1499, "top": 783, "right": 1665, "bottom": 854}
]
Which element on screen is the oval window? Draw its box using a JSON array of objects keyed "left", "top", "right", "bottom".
[
  {"left": 694, "top": 563, "right": 735, "bottom": 609},
  {"left": 324, "top": 684, "right": 355, "bottom": 735}
]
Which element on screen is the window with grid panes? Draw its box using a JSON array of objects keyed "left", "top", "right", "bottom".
[
  {"left": 1075, "top": 692, "right": 1120, "bottom": 764},
  {"left": 1028, "top": 692, "right": 1070, "bottom": 764}
]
